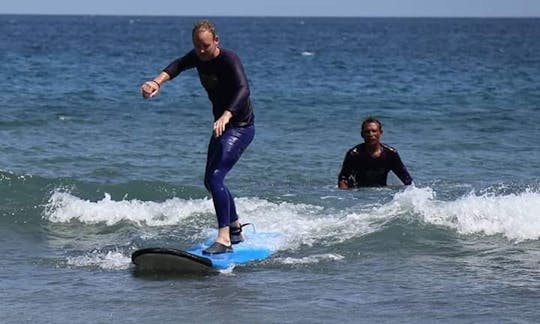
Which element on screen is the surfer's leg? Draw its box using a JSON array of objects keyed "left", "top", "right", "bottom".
[{"left": 204, "top": 126, "right": 254, "bottom": 245}]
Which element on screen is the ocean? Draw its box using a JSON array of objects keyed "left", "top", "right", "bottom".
[{"left": 1, "top": 15, "right": 540, "bottom": 323}]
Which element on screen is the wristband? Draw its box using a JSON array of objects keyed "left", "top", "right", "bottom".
[{"left": 149, "top": 80, "right": 161, "bottom": 88}]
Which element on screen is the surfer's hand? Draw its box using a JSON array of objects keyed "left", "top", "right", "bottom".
[
  {"left": 141, "top": 80, "right": 160, "bottom": 99},
  {"left": 213, "top": 110, "right": 233, "bottom": 137}
]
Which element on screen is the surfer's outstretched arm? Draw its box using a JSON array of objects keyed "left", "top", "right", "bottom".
[{"left": 141, "top": 72, "right": 171, "bottom": 99}]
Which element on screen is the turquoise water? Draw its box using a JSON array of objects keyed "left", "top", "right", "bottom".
[{"left": 1, "top": 15, "right": 540, "bottom": 323}]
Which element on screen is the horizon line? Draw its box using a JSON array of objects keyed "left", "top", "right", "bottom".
[{"left": 1, "top": 13, "right": 540, "bottom": 19}]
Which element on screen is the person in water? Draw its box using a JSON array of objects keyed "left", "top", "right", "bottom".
[
  {"left": 338, "top": 117, "right": 413, "bottom": 188},
  {"left": 140, "top": 20, "right": 254, "bottom": 255}
]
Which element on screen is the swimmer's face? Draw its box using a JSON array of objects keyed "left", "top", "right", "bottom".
[
  {"left": 193, "top": 30, "right": 219, "bottom": 61},
  {"left": 361, "top": 122, "right": 383, "bottom": 145}
]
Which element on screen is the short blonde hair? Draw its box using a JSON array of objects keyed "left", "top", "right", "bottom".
[{"left": 192, "top": 20, "right": 217, "bottom": 39}]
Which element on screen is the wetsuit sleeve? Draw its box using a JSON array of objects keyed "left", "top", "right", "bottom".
[
  {"left": 338, "top": 151, "right": 354, "bottom": 182},
  {"left": 391, "top": 152, "right": 413, "bottom": 185},
  {"left": 162, "top": 50, "right": 197, "bottom": 80},
  {"left": 224, "top": 54, "right": 250, "bottom": 115}
]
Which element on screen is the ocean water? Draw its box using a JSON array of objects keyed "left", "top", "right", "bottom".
[{"left": 1, "top": 15, "right": 540, "bottom": 323}]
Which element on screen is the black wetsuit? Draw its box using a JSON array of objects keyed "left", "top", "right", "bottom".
[
  {"left": 163, "top": 48, "right": 254, "bottom": 228},
  {"left": 163, "top": 48, "right": 254, "bottom": 127},
  {"left": 338, "top": 143, "right": 413, "bottom": 187}
]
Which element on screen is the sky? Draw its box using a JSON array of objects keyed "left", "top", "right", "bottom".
[{"left": 1, "top": 0, "right": 539, "bottom": 17}]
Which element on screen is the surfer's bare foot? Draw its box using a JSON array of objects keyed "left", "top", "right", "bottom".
[{"left": 216, "top": 226, "right": 231, "bottom": 246}]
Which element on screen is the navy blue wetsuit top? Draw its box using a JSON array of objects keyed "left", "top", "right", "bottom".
[
  {"left": 163, "top": 48, "right": 254, "bottom": 127},
  {"left": 338, "top": 143, "right": 413, "bottom": 187}
]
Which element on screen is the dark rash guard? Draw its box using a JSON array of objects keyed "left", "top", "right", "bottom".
[
  {"left": 338, "top": 143, "right": 413, "bottom": 187},
  {"left": 163, "top": 48, "right": 254, "bottom": 127}
]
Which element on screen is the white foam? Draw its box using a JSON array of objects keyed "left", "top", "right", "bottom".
[
  {"left": 276, "top": 253, "right": 345, "bottom": 265},
  {"left": 42, "top": 190, "right": 398, "bottom": 253},
  {"left": 44, "top": 191, "right": 215, "bottom": 226},
  {"left": 43, "top": 190, "right": 354, "bottom": 253},
  {"left": 0, "top": 169, "right": 29, "bottom": 181},
  {"left": 388, "top": 186, "right": 540, "bottom": 242},
  {"left": 44, "top": 185, "right": 540, "bottom": 266},
  {"left": 66, "top": 250, "right": 131, "bottom": 270}
]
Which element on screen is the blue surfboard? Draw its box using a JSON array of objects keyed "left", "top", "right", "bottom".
[{"left": 132, "top": 231, "right": 276, "bottom": 274}]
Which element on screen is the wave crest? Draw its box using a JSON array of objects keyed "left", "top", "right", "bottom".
[{"left": 389, "top": 186, "right": 540, "bottom": 242}]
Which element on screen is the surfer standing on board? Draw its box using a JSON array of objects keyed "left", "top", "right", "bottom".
[
  {"left": 338, "top": 117, "right": 413, "bottom": 188},
  {"left": 140, "top": 20, "right": 254, "bottom": 255}
]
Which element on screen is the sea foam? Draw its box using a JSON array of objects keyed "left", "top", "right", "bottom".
[
  {"left": 44, "top": 191, "right": 215, "bottom": 226},
  {"left": 44, "top": 185, "right": 540, "bottom": 257},
  {"left": 387, "top": 186, "right": 540, "bottom": 242}
]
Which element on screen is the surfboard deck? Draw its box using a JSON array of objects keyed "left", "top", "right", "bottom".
[{"left": 132, "top": 240, "right": 273, "bottom": 274}]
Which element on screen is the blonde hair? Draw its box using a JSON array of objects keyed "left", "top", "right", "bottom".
[{"left": 192, "top": 20, "right": 217, "bottom": 39}]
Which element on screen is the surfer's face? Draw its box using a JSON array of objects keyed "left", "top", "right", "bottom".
[
  {"left": 361, "top": 122, "right": 382, "bottom": 145},
  {"left": 193, "top": 30, "right": 219, "bottom": 62}
]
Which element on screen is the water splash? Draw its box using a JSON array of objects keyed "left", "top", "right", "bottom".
[
  {"left": 43, "top": 185, "right": 540, "bottom": 270},
  {"left": 66, "top": 250, "right": 131, "bottom": 270},
  {"left": 275, "top": 253, "right": 345, "bottom": 265},
  {"left": 388, "top": 186, "right": 540, "bottom": 242},
  {"left": 43, "top": 191, "right": 215, "bottom": 226}
]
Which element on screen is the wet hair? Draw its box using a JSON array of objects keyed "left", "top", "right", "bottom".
[
  {"left": 192, "top": 20, "right": 217, "bottom": 39},
  {"left": 361, "top": 117, "right": 382, "bottom": 132}
]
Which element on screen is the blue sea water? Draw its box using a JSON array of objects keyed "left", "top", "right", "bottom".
[{"left": 1, "top": 15, "right": 540, "bottom": 323}]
